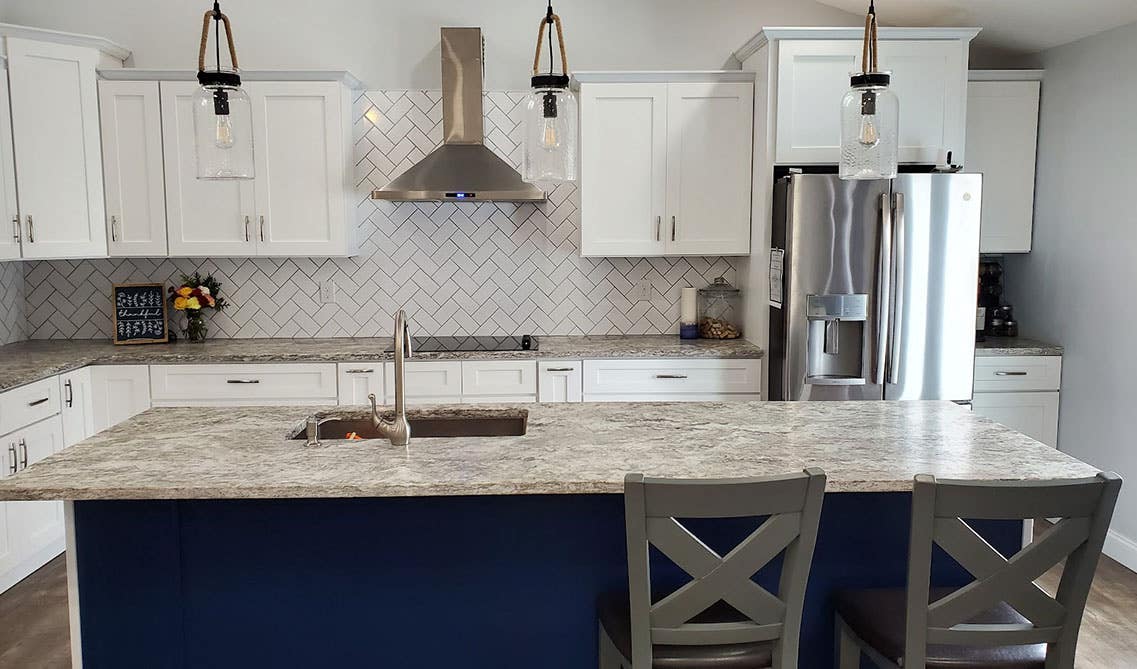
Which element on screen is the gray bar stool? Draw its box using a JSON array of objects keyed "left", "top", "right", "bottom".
[
  {"left": 835, "top": 472, "right": 1122, "bottom": 669},
  {"left": 599, "top": 468, "right": 827, "bottom": 669}
]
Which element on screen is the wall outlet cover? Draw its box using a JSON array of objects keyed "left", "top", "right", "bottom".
[
  {"left": 633, "top": 279, "right": 653, "bottom": 302},
  {"left": 319, "top": 280, "right": 338, "bottom": 304}
]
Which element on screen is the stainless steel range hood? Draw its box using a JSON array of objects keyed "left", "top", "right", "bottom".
[{"left": 371, "top": 28, "right": 546, "bottom": 203}]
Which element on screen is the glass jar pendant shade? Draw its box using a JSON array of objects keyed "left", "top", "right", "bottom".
[
  {"left": 193, "top": 2, "right": 254, "bottom": 180},
  {"left": 523, "top": 4, "right": 578, "bottom": 188},
  {"left": 840, "top": 1, "right": 898, "bottom": 180}
]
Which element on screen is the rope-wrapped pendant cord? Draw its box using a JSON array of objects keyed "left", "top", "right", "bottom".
[
  {"left": 861, "top": 2, "right": 878, "bottom": 73},
  {"left": 531, "top": 12, "right": 568, "bottom": 76},
  {"left": 198, "top": 8, "right": 239, "bottom": 72}
]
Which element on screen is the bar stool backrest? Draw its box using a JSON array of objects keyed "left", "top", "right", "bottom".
[
  {"left": 904, "top": 472, "right": 1122, "bottom": 669},
  {"left": 623, "top": 468, "right": 827, "bottom": 669}
]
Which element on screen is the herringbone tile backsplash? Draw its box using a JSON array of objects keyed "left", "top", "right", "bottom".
[
  {"left": 0, "top": 261, "right": 25, "bottom": 345},
  {"left": 18, "top": 90, "right": 736, "bottom": 339}
]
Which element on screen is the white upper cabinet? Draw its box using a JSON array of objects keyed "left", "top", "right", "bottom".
[
  {"left": 99, "top": 80, "right": 168, "bottom": 256},
  {"left": 578, "top": 74, "right": 754, "bottom": 257},
  {"left": 966, "top": 73, "right": 1042, "bottom": 254},
  {"left": 5, "top": 38, "right": 112, "bottom": 259},
  {"left": 0, "top": 57, "right": 19, "bottom": 262},
  {"left": 154, "top": 75, "right": 358, "bottom": 258},
  {"left": 579, "top": 82, "right": 667, "bottom": 257},
  {"left": 765, "top": 29, "right": 977, "bottom": 166},
  {"left": 665, "top": 82, "right": 753, "bottom": 255},
  {"left": 161, "top": 80, "right": 257, "bottom": 257},
  {"left": 247, "top": 81, "right": 353, "bottom": 257}
]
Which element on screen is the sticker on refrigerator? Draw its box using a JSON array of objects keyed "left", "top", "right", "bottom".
[{"left": 769, "top": 248, "right": 784, "bottom": 308}]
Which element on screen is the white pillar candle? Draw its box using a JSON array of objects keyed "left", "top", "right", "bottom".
[{"left": 680, "top": 287, "right": 697, "bottom": 324}]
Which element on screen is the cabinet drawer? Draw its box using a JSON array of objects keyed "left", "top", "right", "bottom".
[
  {"left": 973, "top": 356, "right": 1061, "bottom": 393},
  {"left": 150, "top": 364, "right": 337, "bottom": 406},
  {"left": 583, "top": 359, "right": 761, "bottom": 397},
  {"left": 972, "top": 391, "right": 1059, "bottom": 448},
  {"left": 384, "top": 361, "right": 463, "bottom": 401},
  {"left": 462, "top": 361, "right": 537, "bottom": 398},
  {"left": 0, "top": 378, "right": 61, "bottom": 437}
]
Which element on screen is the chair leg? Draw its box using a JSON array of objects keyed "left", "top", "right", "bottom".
[
  {"left": 599, "top": 621, "right": 629, "bottom": 669},
  {"left": 836, "top": 616, "right": 861, "bottom": 669}
]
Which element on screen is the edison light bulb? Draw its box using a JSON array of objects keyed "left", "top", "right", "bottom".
[
  {"left": 215, "top": 114, "right": 235, "bottom": 149},
  {"left": 858, "top": 114, "right": 879, "bottom": 147},
  {"left": 541, "top": 118, "right": 560, "bottom": 150}
]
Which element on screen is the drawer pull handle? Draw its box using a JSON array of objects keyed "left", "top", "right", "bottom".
[
  {"left": 546, "top": 367, "right": 575, "bottom": 372},
  {"left": 344, "top": 369, "right": 375, "bottom": 374},
  {"left": 18, "top": 439, "right": 27, "bottom": 470},
  {"left": 655, "top": 374, "right": 688, "bottom": 379},
  {"left": 226, "top": 379, "right": 261, "bottom": 384},
  {"left": 7, "top": 445, "right": 15, "bottom": 474},
  {"left": 994, "top": 371, "right": 1028, "bottom": 376},
  {"left": 28, "top": 397, "right": 50, "bottom": 407},
  {"left": 65, "top": 380, "right": 74, "bottom": 407}
]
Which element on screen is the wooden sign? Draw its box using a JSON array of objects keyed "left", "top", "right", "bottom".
[{"left": 112, "top": 283, "right": 169, "bottom": 345}]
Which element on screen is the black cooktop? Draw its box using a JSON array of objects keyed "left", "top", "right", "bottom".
[{"left": 410, "top": 335, "right": 537, "bottom": 352}]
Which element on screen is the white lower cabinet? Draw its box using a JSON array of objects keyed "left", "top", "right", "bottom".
[
  {"left": 0, "top": 415, "right": 65, "bottom": 593},
  {"left": 59, "top": 368, "right": 95, "bottom": 447},
  {"left": 461, "top": 361, "right": 537, "bottom": 404},
  {"left": 151, "top": 364, "right": 337, "bottom": 407},
  {"left": 583, "top": 359, "right": 762, "bottom": 402},
  {"left": 972, "top": 355, "right": 1061, "bottom": 448},
  {"left": 384, "top": 361, "right": 463, "bottom": 405},
  {"left": 337, "top": 363, "right": 385, "bottom": 406},
  {"left": 538, "top": 362, "right": 583, "bottom": 403},
  {"left": 90, "top": 365, "right": 151, "bottom": 431}
]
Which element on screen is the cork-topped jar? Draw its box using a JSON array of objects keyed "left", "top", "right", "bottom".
[{"left": 697, "top": 277, "right": 741, "bottom": 339}]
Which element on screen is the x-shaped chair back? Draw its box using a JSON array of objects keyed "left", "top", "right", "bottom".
[
  {"left": 623, "top": 468, "right": 826, "bottom": 669},
  {"left": 904, "top": 472, "right": 1122, "bottom": 669}
]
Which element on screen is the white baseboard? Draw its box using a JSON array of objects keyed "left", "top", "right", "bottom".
[{"left": 1104, "top": 528, "right": 1137, "bottom": 574}]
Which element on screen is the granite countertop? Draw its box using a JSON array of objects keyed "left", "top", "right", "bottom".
[
  {"left": 975, "top": 336, "right": 1063, "bottom": 357},
  {"left": 0, "top": 336, "right": 764, "bottom": 392},
  {"left": 0, "top": 400, "right": 1098, "bottom": 501}
]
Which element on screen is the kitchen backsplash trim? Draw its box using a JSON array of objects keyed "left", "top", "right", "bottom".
[{"left": 19, "top": 90, "right": 736, "bottom": 339}]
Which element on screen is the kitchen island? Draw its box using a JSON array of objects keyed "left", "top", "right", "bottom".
[{"left": 0, "top": 401, "right": 1098, "bottom": 667}]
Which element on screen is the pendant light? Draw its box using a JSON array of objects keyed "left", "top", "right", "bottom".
[
  {"left": 839, "top": 1, "right": 899, "bottom": 180},
  {"left": 193, "top": 2, "right": 254, "bottom": 180},
  {"left": 522, "top": 2, "right": 577, "bottom": 188}
]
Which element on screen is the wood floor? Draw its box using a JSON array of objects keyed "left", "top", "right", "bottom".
[{"left": 2, "top": 551, "right": 1136, "bottom": 667}]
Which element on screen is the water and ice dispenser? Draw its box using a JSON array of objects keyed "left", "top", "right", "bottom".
[{"left": 805, "top": 294, "right": 868, "bottom": 385}]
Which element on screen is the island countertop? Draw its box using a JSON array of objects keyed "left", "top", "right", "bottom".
[
  {"left": 0, "top": 335, "right": 764, "bottom": 392},
  {"left": 0, "top": 400, "right": 1098, "bottom": 500}
]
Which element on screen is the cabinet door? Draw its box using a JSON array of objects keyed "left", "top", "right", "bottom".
[
  {"left": 337, "top": 363, "right": 384, "bottom": 405},
  {"left": 665, "top": 83, "right": 753, "bottom": 255},
  {"left": 967, "top": 80, "right": 1040, "bottom": 253},
  {"left": 59, "top": 368, "right": 95, "bottom": 447},
  {"left": 247, "top": 82, "right": 349, "bottom": 257},
  {"left": 99, "top": 80, "right": 169, "bottom": 256},
  {"left": 461, "top": 361, "right": 537, "bottom": 402},
  {"left": 90, "top": 365, "right": 151, "bottom": 431},
  {"left": 0, "top": 61, "right": 20, "bottom": 261},
  {"left": 0, "top": 443, "right": 13, "bottom": 573},
  {"left": 775, "top": 39, "right": 966, "bottom": 165},
  {"left": 7, "top": 417, "right": 65, "bottom": 557},
  {"left": 384, "top": 361, "right": 463, "bottom": 404},
  {"left": 6, "top": 38, "right": 107, "bottom": 259},
  {"left": 580, "top": 83, "right": 667, "bottom": 257},
  {"left": 538, "top": 361, "right": 582, "bottom": 403},
  {"left": 160, "top": 81, "right": 257, "bottom": 257},
  {"left": 972, "top": 391, "right": 1059, "bottom": 448}
]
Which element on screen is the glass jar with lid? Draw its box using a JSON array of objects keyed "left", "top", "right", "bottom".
[{"left": 697, "top": 277, "right": 742, "bottom": 339}]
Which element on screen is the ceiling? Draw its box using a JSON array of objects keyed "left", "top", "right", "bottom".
[{"left": 815, "top": 0, "right": 1137, "bottom": 54}]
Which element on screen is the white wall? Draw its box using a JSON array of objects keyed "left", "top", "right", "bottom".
[
  {"left": 1003, "top": 21, "right": 1137, "bottom": 563},
  {"left": 0, "top": 0, "right": 858, "bottom": 89}
]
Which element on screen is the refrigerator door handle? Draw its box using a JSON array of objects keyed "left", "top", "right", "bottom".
[
  {"left": 888, "top": 192, "right": 906, "bottom": 385},
  {"left": 874, "top": 192, "right": 892, "bottom": 385}
]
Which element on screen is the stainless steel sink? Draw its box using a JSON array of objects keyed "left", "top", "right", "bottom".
[{"left": 294, "top": 409, "right": 528, "bottom": 443}]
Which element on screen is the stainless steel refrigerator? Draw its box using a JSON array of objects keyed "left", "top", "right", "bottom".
[{"left": 768, "top": 173, "right": 982, "bottom": 401}]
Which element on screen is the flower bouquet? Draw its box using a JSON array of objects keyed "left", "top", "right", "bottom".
[{"left": 169, "top": 272, "right": 229, "bottom": 342}]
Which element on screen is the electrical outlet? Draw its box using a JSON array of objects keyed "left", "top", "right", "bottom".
[
  {"left": 632, "top": 278, "right": 653, "bottom": 302},
  {"left": 319, "top": 280, "right": 338, "bottom": 305}
]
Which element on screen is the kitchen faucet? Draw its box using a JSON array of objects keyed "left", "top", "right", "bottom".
[{"left": 368, "top": 309, "right": 412, "bottom": 446}]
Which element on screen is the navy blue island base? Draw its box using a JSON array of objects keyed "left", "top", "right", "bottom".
[{"left": 73, "top": 492, "right": 1020, "bottom": 668}]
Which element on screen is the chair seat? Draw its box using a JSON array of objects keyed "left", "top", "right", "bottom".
[
  {"left": 834, "top": 587, "right": 1047, "bottom": 669},
  {"left": 597, "top": 592, "right": 774, "bottom": 669}
]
